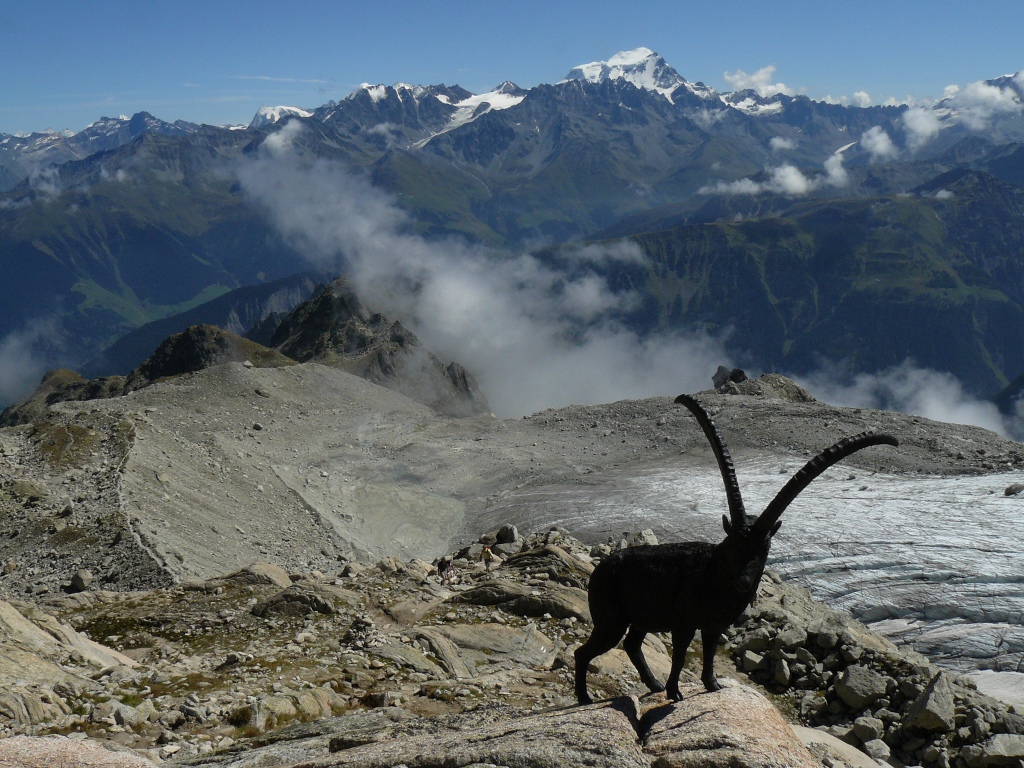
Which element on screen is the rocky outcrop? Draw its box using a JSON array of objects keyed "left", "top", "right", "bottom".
[
  {"left": 712, "top": 372, "right": 816, "bottom": 402},
  {"left": 265, "top": 279, "right": 488, "bottom": 417},
  {"left": 0, "top": 369, "right": 125, "bottom": 427},
  {"left": 121, "top": 325, "right": 295, "bottom": 391},
  {"left": 0, "top": 326, "right": 293, "bottom": 427}
]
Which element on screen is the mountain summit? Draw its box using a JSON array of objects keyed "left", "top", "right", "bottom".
[{"left": 561, "top": 47, "right": 716, "bottom": 102}]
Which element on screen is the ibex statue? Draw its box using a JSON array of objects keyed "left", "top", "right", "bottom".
[{"left": 574, "top": 393, "right": 898, "bottom": 705}]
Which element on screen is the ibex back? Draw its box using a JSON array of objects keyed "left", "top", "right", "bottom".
[{"left": 574, "top": 394, "right": 898, "bottom": 705}]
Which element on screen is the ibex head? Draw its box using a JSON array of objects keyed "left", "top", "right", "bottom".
[{"left": 674, "top": 393, "right": 898, "bottom": 593}]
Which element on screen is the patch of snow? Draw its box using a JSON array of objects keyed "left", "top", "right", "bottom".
[
  {"left": 970, "top": 671, "right": 1024, "bottom": 710},
  {"left": 248, "top": 106, "right": 314, "bottom": 129},
  {"left": 359, "top": 84, "right": 389, "bottom": 103},
  {"left": 445, "top": 85, "right": 524, "bottom": 131},
  {"left": 835, "top": 141, "right": 857, "bottom": 153},
  {"left": 729, "top": 97, "right": 785, "bottom": 115},
  {"left": 413, "top": 83, "right": 525, "bottom": 148}
]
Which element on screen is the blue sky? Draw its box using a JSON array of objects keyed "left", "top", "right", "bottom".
[{"left": 3, "top": 0, "right": 1024, "bottom": 135}]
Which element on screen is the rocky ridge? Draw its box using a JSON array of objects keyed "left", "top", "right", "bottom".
[
  {"left": 261, "top": 279, "right": 487, "bottom": 417},
  {"left": 2, "top": 279, "right": 487, "bottom": 427}
]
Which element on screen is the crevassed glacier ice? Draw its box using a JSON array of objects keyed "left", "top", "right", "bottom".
[{"left": 477, "top": 460, "right": 1024, "bottom": 672}]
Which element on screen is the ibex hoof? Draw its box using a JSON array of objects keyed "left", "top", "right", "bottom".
[
  {"left": 667, "top": 686, "right": 682, "bottom": 701},
  {"left": 703, "top": 678, "right": 723, "bottom": 692}
]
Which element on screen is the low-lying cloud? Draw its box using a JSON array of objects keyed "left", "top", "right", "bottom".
[
  {"left": 796, "top": 360, "right": 1019, "bottom": 439},
  {"left": 237, "top": 122, "right": 732, "bottom": 416},
  {"left": 700, "top": 150, "right": 849, "bottom": 196},
  {"left": 903, "top": 106, "right": 943, "bottom": 152},
  {"left": 0, "top": 317, "right": 64, "bottom": 408},
  {"left": 861, "top": 126, "right": 898, "bottom": 162}
]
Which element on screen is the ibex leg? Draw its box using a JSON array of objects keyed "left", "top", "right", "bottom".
[
  {"left": 574, "top": 619, "right": 628, "bottom": 705},
  {"left": 623, "top": 626, "right": 664, "bottom": 693},
  {"left": 666, "top": 626, "right": 696, "bottom": 701},
  {"left": 700, "top": 628, "right": 723, "bottom": 692}
]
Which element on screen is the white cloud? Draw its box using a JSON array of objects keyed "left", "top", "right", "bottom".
[
  {"left": 860, "top": 126, "right": 898, "bottom": 162},
  {"left": 0, "top": 317, "right": 63, "bottom": 407},
  {"left": 902, "top": 107, "right": 943, "bottom": 151},
  {"left": 771, "top": 164, "right": 813, "bottom": 194},
  {"left": 796, "top": 360, "right": 1018, "bottom": 438},
  {"left": 28, "top": 167, "right": 62, "bottom": 202},
  {"left": 769, "top": 136, "right": 796, "bottom": 152},
  {"left": 934, "top": 189, "right": 954, "bottom": 200},
  {"left": 950, "top": 79, "right": 1022, "bottom": 130},
  {"left": 701, "top": 152, "right": 848, "bottom": 196},
  {"left": 236, "top": 127, "right": 731, "bottom": 416},
  {"left": 852, "top": 91, "right": 872, "bottom": 108},
  {"left": 723, "top": 66, "right": 794, "bottom": 98},
  {"left": 822, "top": 153, "right": 848, "bottom": 187}
]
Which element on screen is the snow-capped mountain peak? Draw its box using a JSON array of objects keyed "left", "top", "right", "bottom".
[
  {"left": 561, "top": 47, "right": 710, "bottom": 103},
  {"left": 248, "top": 106, "right": 314, "bottom": 130}
]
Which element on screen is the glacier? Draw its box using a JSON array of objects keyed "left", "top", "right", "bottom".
[{"left": 477, "top": 459, "right": 1024, "bottom": 675}]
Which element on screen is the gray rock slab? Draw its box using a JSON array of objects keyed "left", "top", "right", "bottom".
[
  {"left": 449, "top": 580, "right": 533, "bottom": 606},
  {"left": 434, "top": 623, "right": 560, "bottom": 670},
  {"left": 287, "top": 697, "right": 648, "bottom": 768},
  {"left": 503, "top": 586, "right": 591, "bottom": 622},
  {"left": 641, "top": 682, "right": 819, "bottom": 768}
]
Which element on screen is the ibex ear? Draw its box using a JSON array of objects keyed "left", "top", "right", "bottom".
[
  {"left": 770, "top": 520, "right": 782, "bottom": 537},
  {"left": 723, "top": 514, "right": 733, "bottom": 535}
]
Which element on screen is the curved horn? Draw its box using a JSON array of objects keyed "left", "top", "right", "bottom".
[
  {"left": 674, "top": 394, "right": 746, "bottom": 527},
  {"left": 753, "top": 432, "right": 899, "bottom": 535}
]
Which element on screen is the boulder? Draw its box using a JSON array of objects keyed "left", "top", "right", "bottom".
[
  {"left": 903, "top": 671, "right": 957, "bottom": 733},
  {"left": 835, "top": 664, "right": 888, "bottom": 709},
  {"left": 219, "top": 562, "right": 293, "bottom": 588},
  {"left": 449, "top": 580, "right": 533, "bottom": 606},
  {"left": 252, "top": 583, "right": 358, "bottom": 617},
  {"left": 975, "top": 733, "right": 1024, "bottom": 766},
  {"left": 503, "top": 585, "right": 592, "bottom": 622},
  {"left": 435, "top": 623, "right": 560, "bottom": 670}
]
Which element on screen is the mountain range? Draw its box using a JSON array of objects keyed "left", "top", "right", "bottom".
[{"left": 2, "top": 48, "right": 1024, "bottom": 409}]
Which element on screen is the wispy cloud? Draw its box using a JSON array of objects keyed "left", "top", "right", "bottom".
[
  {"left": 222, "top": 75, "right": 334, "bottom": 85},
  {"left": 0, "top": 317, "right": 65, "bottom": 407},
  {"left": 236, "top": 123, "right": 731, "bottom": 416}
]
